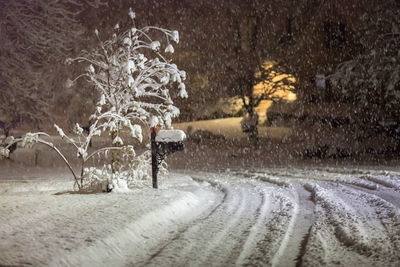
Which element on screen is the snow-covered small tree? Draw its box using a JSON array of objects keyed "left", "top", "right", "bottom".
[
  {"left": 0, "top": 8, "right": 188, "bottom": 192},
  {"left": 66, "top": 8, "right": 187, "bottom": 174}
]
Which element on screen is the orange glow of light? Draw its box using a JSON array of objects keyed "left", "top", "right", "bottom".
[
  {"left": 222, "top": 62, "right": 297, "bottom": 123},
  {"left": 253, "top": 61, "right": 297, "bottom": 122},
  {"left": 286, "top": 91, "right": 297, "bottom": 101},
  {"left": 253, "top": 61, "right": 297, "bottom": 102}
]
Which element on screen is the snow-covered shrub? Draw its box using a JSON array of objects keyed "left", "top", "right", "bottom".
[
  {"left": 0, "top": 147, "right": 9, "bottom": 159},
  {"left": 78, "top": 151, "right": 168, "bottom": 192},
  {"left": 79, "top": 166, "right": 112, "bottom": 192},
  {"left": 1, "top": 8, "right": 187, "bottom": 192},
  {"left": 117, "top": 150, "right": 168, "bottom": 189},
  {"left": 65, "top": 7, "right": 187, "bottom": 176}
]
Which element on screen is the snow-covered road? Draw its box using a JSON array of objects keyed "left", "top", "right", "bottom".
[{"left": 0, "top": 167, "right": 399, "bottom": 266}]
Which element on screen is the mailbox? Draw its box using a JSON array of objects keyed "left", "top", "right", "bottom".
[{"left": 151, "top": 128, "right": 186, "bottom": 188}]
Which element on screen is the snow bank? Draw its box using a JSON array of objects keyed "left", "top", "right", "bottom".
[
  {"left": 50, "top": 178, "right": 219, "bottom": 266},
  {"left": 360, "top": 175, "right": 400, "bottom": 190},
  {"left": 110, "top": 178, "right": 131, "bottom": 193},
  {"left": 337, "top": 176, "right": 379, "bottom": 190}
]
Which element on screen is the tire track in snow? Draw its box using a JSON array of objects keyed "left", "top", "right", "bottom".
[
  {"left": 187, "top": 172, "right": 315, "bottom": 267},
  {"left": 338, "top": 182, "right": 400, "bottom": 208},
  {"left": 302, "top": 182, "right": 373, "bottom": 265},
  {"left": 360, "top": 175, "right": 400, "bottom": 191},
  {"left": 198, "top": 177, "right": 295, "bottom": 266},
  {"left": 222, "top": 171, "right": 317, "bottom": 266},
  {"left": 139, "top": 177, "right": 229, "bottom": 266},
  {"left": 302, "top": 181, "right": 400, "bottom": 266},
  {"left": 234, "top": 188, "right": 271, "bottom": 265},
  {"left": 334, "top": 184, "right": 400, "bottom": 253},
  {"left": 142, "top": 177, "right": 271, "bottom": 266},
  {"left": 193, "top": 176, "right": 302, "bottom": 266},
  {"left": 197, "top": 186, "right": 248, "bottom": 265},
  {"left": 295, "top": 224, "right": 313, "bottom": 267},
  {"left": 247, "top": 172, "right": 315, "bottom": 267},
  {"left": 271, "top": 185, "right": 314, "bottom": 267},
  {"left": 236, "top": 190, "right": 293, "bottom": 266}
]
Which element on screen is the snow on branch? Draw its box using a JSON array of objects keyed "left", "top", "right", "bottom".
[{"left": 67, "top": 8, "right": 188, "bottom": 135}]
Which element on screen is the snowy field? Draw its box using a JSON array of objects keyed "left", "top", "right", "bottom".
[
  {"left": 173, "top": 117, "right": 291, "bottom": 140},
  {"left": 1, "top": 166, "right": 400, "bottom": 266}
]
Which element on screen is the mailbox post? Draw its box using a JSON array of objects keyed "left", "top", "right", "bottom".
[
  {"left": 151, "top": 128, "right": 186, "bottom": 189},
  {"left": 151, "top": 128, "right": 158, "bottom": 189}
]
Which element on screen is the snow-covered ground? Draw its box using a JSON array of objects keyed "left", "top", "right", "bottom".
[{"left": 1, "top": 166, "right": 399, "bottom": 266}]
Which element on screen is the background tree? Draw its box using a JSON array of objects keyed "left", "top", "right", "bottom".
[
  {"left": 0, "top": 0, "right": 106, "bottom": 135},
  {"left": 220, "top": 2, "right": 295, "bottom": 144},
  {"left": 238, "top": 60, "right": 296, "bottom": 145},
  {"left": 328, "top": 0, "right": 400, "bottom": 151}
]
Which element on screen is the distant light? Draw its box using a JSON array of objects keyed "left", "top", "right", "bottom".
[{"left": 287, "top": 92, "right": 297, "bottom": 101}]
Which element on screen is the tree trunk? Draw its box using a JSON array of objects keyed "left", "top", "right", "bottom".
[
  {"left": 250, "top": 106, "right": 259, "bottom": 143},
  {"left": 248, "top": 125, "right": 259, "bottom": 146},
  {"left": 241, "top": 109, "right": 259, "bottom": 147},
  {"left": 151, "top": 129, "right": 158, "bottom": 189}
]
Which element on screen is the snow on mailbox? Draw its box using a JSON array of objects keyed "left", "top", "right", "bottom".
[
  {"left": 151, "top": 128, "right": 186, "bottom": 188},
  {"left": 155, "top": 130, "right": 186, "bottom": 143}
]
